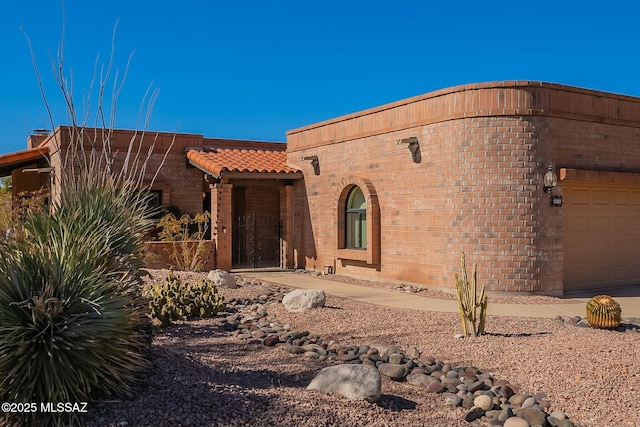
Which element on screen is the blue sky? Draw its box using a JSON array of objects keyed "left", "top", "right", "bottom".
[{"left": 1, "top": 1, "right": 639, "bottom": 153}]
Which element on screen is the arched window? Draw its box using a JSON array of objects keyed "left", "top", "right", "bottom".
[{"left": 345, "top": 186, "right": 366, "bottom": 249}]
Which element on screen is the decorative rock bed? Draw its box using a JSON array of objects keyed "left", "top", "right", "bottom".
[
  {"left": 554, "top": 315, "right": 640, "bottom": 332},
  {"left": 213, "top": 279, "right": 586, "bottom": 427}
]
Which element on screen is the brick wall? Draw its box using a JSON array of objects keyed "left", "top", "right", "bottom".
[
  {"left": 287, "top": 81, "right": 640, "bottom": 294},
  {"left": 144, "top": 240, "right": 216, "bottom": 271}
]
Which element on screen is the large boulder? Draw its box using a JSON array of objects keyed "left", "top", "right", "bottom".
[
  {"left": 207, "top": 269, "right": 238, "bottom": 289},
  {"left": 307, "top": 364, "right": 381, "bottom": 402},
  {"left": 282, "top": 289, "right": 325, "bottom": 312}
]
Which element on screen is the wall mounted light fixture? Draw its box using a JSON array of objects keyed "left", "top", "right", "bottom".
[
  {"left": 543, "top": 162, "right": 558, "bottom": 193},
  {"left": 301, "top": 155, "right": 320, "bottom": 175},
  {"left": 396, "top": 137, "right": 421, "bottom": 163}
]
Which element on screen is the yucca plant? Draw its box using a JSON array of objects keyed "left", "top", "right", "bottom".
[
  {"left": 0, "top": 172, "right": 154, "bottom": 427},
  {"left": 53, "top": 169, "right": 157, "bottom": 286},
  {"left": 586, "top": 295, "right": 622, "bottom": 330}
]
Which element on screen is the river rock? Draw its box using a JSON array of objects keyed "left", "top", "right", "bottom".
[
  {"left": 464, "top": 406, "right": 484, "bottom": 422},
  {"left": 521, "top": 396, "right": 537, "bottom": 408},
  {"left": 499, "top": 407, "right": 515, "bottom": 422},
  {"left": 474, "top": 394, "right": 493, "bottom": 411},
  {"left": 389, "top": 353, "right": 404, "bottom": 364},
  {"left": 378, "top": 363, "right": 407, "bottom": 381},
  {"left": 504, "top": 417, "right": 530, "bottom": 427},
  {"left": 509, "top": 393, "right": 532, "bottom": 406},
  {"left": 521, "top": 407, "right": 547, "bottom": 426},
  {"left": 263, "top": 335, "right": 280, "bottom": 346},
  {"left": 307, "top": 364, "right": 381, "bottom": 403},
  {"left": 406, "top": 373, "right": 438, "bottom": 388},
  {"left": 443, "top": 393, "right": 463, "bottom": 407},
  {"left": 549, "top": 411, "right": 566, "bottom": 421}
]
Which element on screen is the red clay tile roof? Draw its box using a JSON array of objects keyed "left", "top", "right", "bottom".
[{"left": 186, "top": 147, "right": 300, "bottom": 177}]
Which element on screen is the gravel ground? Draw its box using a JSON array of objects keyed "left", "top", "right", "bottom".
[{"left": 79, "top": 270, "right": 640, "bottom": 427}]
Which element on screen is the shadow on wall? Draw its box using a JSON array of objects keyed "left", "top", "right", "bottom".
[
  {"left": 295, "top": 182, "right": 316, "bottom": 268},
  {"left": 563, "top": 284, "right": 640, "bottom": 299}
]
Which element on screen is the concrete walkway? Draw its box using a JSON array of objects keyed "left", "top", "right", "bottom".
[{"left": 238, "top": 271, "right": 640, "bottom": 319}]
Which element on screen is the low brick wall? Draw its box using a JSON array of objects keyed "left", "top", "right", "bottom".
[{"left": 144, "top": 240, "right": 216, "bottom": 271}]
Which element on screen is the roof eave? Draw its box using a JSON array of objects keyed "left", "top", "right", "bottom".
[{"left": 222, "top": 171, "right": 303, "bottom": 180}]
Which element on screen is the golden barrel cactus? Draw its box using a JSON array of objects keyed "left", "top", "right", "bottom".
[{"left": 586, "top": 295, "right": 622, "bottom": 330}]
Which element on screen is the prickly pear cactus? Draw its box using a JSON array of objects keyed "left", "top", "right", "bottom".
[
  {"left": 586, "top": 295, "right": 621, "bottom": 330},
  {"left": 143, "top": 270, "right": 225, "bottom": 326}
]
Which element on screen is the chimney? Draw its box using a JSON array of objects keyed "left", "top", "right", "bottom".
[{"left": 27, "top": 129, "right": 49, "bottom": 149}]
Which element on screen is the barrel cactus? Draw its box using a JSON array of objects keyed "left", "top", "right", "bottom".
[{"left": 586, "top": 295, "right": 621, "bottom": 330}]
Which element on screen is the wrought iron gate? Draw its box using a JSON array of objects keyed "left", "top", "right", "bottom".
[{"left": 232, "top": 214, "right": 281, "bottom": 268}]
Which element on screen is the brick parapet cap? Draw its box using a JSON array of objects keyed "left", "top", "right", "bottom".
[{"left": 286, "top": 81, "right": 640, "bottom": 151}]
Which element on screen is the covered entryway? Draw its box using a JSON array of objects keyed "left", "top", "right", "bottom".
[
  {"left": 186, "top": 146, "right": 302, "bottom": 270},
  {"left": 232, "top": 184, "right": 282, "bottom": 268},
  {"left": 563, "top": 181, "right": 640, "bottom": 291}
]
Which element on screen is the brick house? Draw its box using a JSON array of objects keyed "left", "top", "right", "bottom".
[
  {"left": 0, "top": 126, "right": 301, "bottom": 271},
  {"left": 3, "top": 81, "right": 640, "bottom": 295},
  {"left": 286, "top": 81, "right": 640, "bottom": 296}
]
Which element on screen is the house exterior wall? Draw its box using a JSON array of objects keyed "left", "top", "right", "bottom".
[
  {"left": 287, "top": 81, "right": 640, "bottom": 294},
  {"left": 45, "top": 127, "right": 207, "bottom": 215}
]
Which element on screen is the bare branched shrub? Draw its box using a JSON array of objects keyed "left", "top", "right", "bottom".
[
  {"left": 22, "top": 11, "right": 172, "bottom": 191},
  {"left": 157, "top": 211, "right": 212, "bottom": 271}
]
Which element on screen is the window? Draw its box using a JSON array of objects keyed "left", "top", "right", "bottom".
[
  {"left": 336, "top": 178, "right": 379, "bottom": 265},
  {"left": 345, "top": 186, "right": 366, "bottom": 249},
  {"left": 147, "top": 190, "right": 163, "bottom": 208}
]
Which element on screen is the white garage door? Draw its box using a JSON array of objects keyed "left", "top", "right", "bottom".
[{"left": 563, "top": 182, "right": 640, "bottom": 291}]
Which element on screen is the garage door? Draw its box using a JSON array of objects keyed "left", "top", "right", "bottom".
[{"left": 563, "top": 182, "right": 640, "bottom": 291}]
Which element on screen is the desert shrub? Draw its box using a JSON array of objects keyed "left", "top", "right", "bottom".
[
  {"left": 156, "top": 211, "right": 211, "bottom": 271},
  {"left": 54, "top": 170, "right": 157, "bottom": 286},
  {"left": 0, "top": 172, "right": 154, "bottom": 427},
  {"left": 143, "top": 270, "right": 225, "bottom": 327}
]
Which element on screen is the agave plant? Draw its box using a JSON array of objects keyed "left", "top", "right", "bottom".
[{"left": 0, "top": 170, "right": 154, "bottom": 427}]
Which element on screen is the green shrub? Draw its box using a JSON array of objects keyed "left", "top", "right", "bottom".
[
  {"left": 143, "top": 270, "right": 225, "bottom": 327},
  {"left": 54, "top": 170, "right": 156, "bottom": 286},
  {"left": 0, "top": 171, "right": 154, "bottom": 427}
]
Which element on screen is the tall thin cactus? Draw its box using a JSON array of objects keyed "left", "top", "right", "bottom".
[{"left": 454, "top": 252, "right": 488, "bottom": 337}]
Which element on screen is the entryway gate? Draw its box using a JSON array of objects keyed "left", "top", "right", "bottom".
[{"left": 232, "top": 214, "right": 281, "bottom": 268}]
